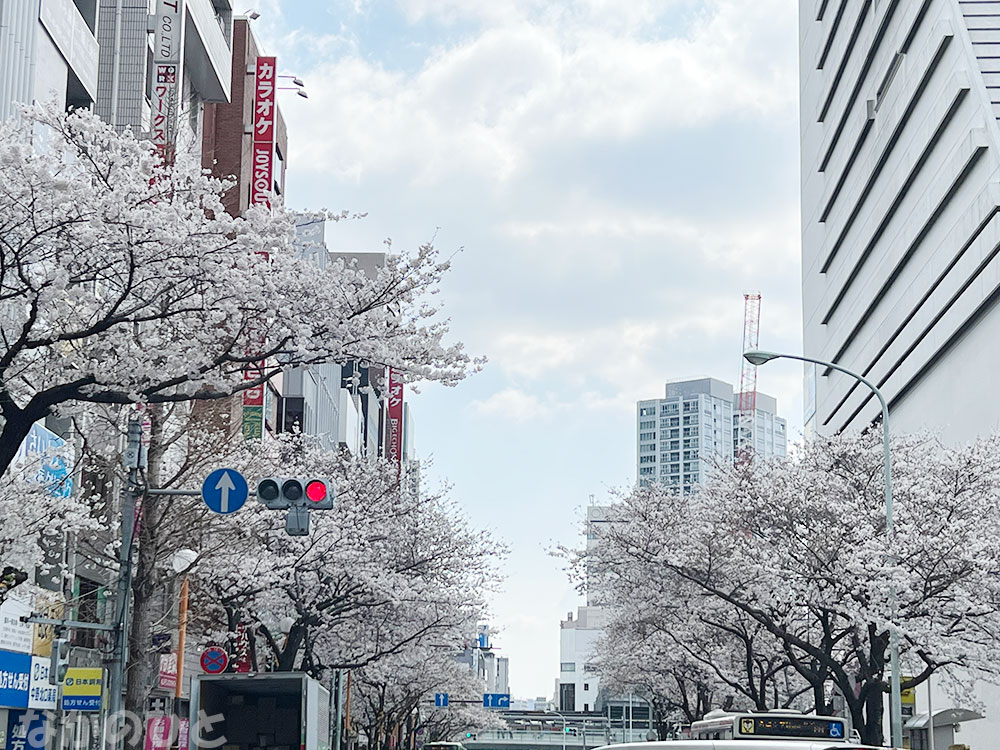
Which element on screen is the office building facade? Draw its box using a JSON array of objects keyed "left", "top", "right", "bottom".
[
  {"left": 800, "top": 2, "right": 1000, "bottom": 744},
  {"left": 800, "top": 0, "right": 1000, "bottom": 442},
  {"left": 636, "top": 377, "right": 787, "bottom": 489}
]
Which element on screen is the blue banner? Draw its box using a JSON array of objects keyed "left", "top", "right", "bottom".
[
  {"left": 14, "top": 423, "right": 73, "bottom": 498},
  {"left": 0, "top": 649, "right": 31, "bottom": 708},
  {"left": 7, "top": 709, "right": 50, "bottom": 750}
]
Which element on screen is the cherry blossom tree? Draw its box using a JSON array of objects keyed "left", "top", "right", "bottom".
[
  {"left": 351, "top": 645, "right": 504, "bottom": 750},
  {"left": 0, "top": 102, "right": 477, "bottom": 476},
  {"left": 184, "top": 449, "right": 501, "bottom": 674},
  {"left": 578, "top": 432, "right": 1000, "bottom": 745}
]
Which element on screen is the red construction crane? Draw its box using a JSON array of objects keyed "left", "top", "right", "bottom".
[{"left": 736, "top": 292, "right": 762, "bottom": 458}]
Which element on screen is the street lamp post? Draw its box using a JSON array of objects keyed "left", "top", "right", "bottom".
[
  {"left": 545, "top": 708, "right": 567, "bottom": 750},
  {"left": 743, "top": 350, "right": 903, "bottom": 749}
]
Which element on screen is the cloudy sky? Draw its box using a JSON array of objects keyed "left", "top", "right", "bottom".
[{"left": 254, "top": 0, "right": 802, "bottom": 699}]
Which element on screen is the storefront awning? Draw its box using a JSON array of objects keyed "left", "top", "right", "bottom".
[{"left": 904, "top": 708, "right": 984, "bottom": 729}]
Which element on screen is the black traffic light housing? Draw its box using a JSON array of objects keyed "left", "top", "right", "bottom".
[{"left": 257, "top": 478, "right": 335, "bottom": 534}]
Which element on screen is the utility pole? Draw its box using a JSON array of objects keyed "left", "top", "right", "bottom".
[{"left": 108, "top": 417, "right": 144, "bottom": 747}]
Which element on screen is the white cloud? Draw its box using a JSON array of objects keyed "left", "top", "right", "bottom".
[
  {"left": 274, "top": 0, "right": 798, "bottom": 185},
  {"left": 468, "top": 387, "right": 553, "bottom": 421}
]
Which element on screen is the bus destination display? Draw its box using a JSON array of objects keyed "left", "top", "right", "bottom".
[{"left": 737, "top": 716, "right": 846, "bottom": 740}]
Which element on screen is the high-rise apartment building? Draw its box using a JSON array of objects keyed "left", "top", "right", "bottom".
[
  {"left": 800, "top": 1, "right": 1000, "bottom": 442},
  {"left": 636, "top": 377, "right": 786, "bottom": 489},
  {"left": 800, "top": 3, "right": 997, "bottom": 744}
]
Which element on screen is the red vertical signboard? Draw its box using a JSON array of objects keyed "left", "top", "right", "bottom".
[
  {"left": 243, "top": 56, "right": 277, "bottom": 440},
  {"left": 386, "top": 368, "right": 404, "bottom": 472},
  {"left": 251, "top": 56, "right": 276, "bottom": 208}
]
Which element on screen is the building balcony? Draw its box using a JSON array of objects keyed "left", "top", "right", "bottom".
[
  {"left": 184, "top": 0, "right": 232, "bottom": 102},
  {"left": 39, "top": 0, "right": 99, "bottom": 101}
]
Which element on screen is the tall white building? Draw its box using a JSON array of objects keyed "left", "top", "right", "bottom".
[
  {"left": 636, "top": 377, "right": 787, "bottom": 489},
  {"left": 800, "top": 0, "right": 1000, "bottom": 442},
  {"left": 800, "top": 2, "right": 998, "bottom": 745}
]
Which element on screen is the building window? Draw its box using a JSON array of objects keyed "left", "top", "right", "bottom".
[
  {"left": 639, "top": 456, "right": 656, "bottom": 464},
  {"left": 661, "top": 403, "right": 678, "bottom": 415},
  {"left": 639, "top": 431, "right": 655, "bottom": 441},
  {"left": 639, "top": 420, "right": 655, "bottom": 429},
  {"left": 639, "top": 467, "right": 655, "bottom": 475},
  {"left": 683, "top": 414, "right": 699, "bottom": 426},
  {"left": 639, "top": 406, "right": 655, "bottom": 416},
  {"left": 640, "top": 443, "right": 656, "bottom": 453},
  {"left": 561, "top": 662, "right": 576, "bottom": 672}
]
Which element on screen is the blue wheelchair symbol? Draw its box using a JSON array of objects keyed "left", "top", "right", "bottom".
[{"left": 829, "top": 722, "right": 844, "bottom": 738}]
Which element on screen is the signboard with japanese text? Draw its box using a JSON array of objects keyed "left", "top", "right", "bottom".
[
  {"left": 62, "top": 668, "right": 103, "bottom": 711},
  {"left": 0, "top": 650, "right": 31, "bottom": 708},
  {"left": 151, "top": 64, "right": 178, "bottom": 162},
  {"left": 251, "top": 56, "right": 276, "bottom": 208},
  {"left": 144, "top": 716, "right": 174, "bottom": 750},
  {"left": 243, "top": 55, "right": 277, "bottom": 439},
  {"left": 0, "top": 590, "right": 33, "bottom": 654},
  {"left": 27, "top": 657, "right": 57, "bottom": 710},
  {"left": 386, "top": 368, "right": 403, "bottom": 471},
  {"left": 6, "top": 709, "right": 48, "bottom": 750},
  {"left": 158, "top": 652, "right": 177, "bottom": 691}
]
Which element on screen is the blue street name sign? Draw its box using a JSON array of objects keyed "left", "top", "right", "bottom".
[
  {"left": 434, "top": 693, "right": 449, "bottom": 708},
  {"left": 482, "top": 693, "right": 510, "bottom": 709},
  {"left": 201, "top": 468, "right": 249, "bottom": 514}
]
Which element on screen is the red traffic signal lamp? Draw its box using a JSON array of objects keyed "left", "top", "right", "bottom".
[
  {"left": 257, "top": 477, "right": 334, "bottom": 511},
  {"left": 305, "top": 479, "right": 334, "bottom": 509}
]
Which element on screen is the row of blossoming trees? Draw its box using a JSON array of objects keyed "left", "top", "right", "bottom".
[
  {"left": 0, "top": 103, "right": 500, "bottom": 747},
  {"left": 571, "top": 432, "right": 1000, "bottom": 745}
]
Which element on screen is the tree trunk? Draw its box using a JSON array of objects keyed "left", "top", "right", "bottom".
[{"left": 0, "top": 408, "right": 38, "bottom": 475}]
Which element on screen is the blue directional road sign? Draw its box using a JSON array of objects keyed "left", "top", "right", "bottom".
[
  {"left": 434, "top": 693, "right": 449, "bottom": 708},
  {"left": 202, "top": 468, "right": 249, "bottom": 514},
  {"left": 483, "top": 693, "right": 510, "bottom": 709}
]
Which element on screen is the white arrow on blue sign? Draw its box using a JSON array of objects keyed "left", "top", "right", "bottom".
[
  {"left": 434, "top": 693, "right": 449, "bottom": 708},
  {"left": 483, "top": 693, "right": 510, "bottom": 708},
  {"left": 201, "top": 468, "right": 249, "bottom": 514}
]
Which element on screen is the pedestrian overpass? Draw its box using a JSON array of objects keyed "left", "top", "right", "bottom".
[{"left": 462, "top": 729, "right": 610, "bottom": 750}]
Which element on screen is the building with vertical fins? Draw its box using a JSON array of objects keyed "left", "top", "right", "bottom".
[{"left": 800, "top": 1, "right": 999, "bottom": 745}]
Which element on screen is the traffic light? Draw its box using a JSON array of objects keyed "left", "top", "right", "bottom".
[
  {"left": 464, "top": 733, "right": 477, "bottom": 740},
  {"left": 258, "top": 478, "right": 335, "bottom": 513},
  {"left": 49, "top": 638, "right": 70, "bottom": 684}
]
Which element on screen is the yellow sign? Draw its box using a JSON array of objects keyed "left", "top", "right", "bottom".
[
  {"left": 62, "top": 668, "right": 104, "bottom": 712},
  {"left": 63, "top": 668, "right": 103, "bottom": 695},
  {"left": 740, "top": 718, "right": 755, "bottom": 734},
  {"left": 901, "top": 675, "right": 916, "bottom": 706}
]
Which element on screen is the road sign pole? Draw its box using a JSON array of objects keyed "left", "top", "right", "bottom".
[{"left": 108, "top": 417, "right": 143, "bottom": 750}]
